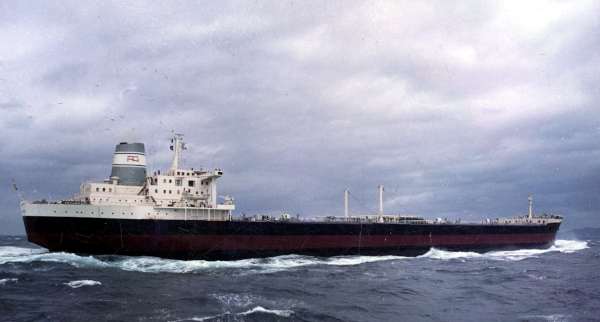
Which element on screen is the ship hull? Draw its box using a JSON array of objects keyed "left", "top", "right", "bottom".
[{"left": 23, "top": 216, "right": 560, "bottom": 260}]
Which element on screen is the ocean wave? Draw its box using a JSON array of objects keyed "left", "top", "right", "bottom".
[
  {"left": 552, "top": 239, "right": 588, "bottom": 253},
  {"left": 108, "top": 254, "right": 404, "bottom": 274},
  {"left": 0, "top": 240, "right": 586, "bottom": 272},
  {"left": 0, "top": 250, "right": 400, "bottom": 273},
  {"left": 239, "top": 306, "right": 294, "bottom": 317},
  {"left": 419, "top": 239, "right": 588, "bottom": 261},
  {"left": 0, "top": 251, "right": 110, "bottom": 268},
  {"left": 64, "top": 280, "right": 102, "bottom": 288},
  {"left": 172, "top": 306, "right": 294, "bottom": 321},
  {"left": 523, "top": 314, "right": 570, "bottom": 322},
  {"left": 0, "top": 278, "right": 18, "bottom": 285},
  {"left": 0, "top": 246, "right": 48, "bottom": 257}
]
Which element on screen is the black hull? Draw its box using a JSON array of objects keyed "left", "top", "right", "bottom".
[{"left": 23, "top": 216, "right": 561, "bottom": 261}]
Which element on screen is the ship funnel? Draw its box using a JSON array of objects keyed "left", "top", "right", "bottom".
[{"left": 110, "top": 142, "right": 147, "bottom": 186}]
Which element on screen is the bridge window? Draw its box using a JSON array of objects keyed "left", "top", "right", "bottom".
[
  {"left": 176, "top": 180, "right": 182, "bottom": 186},
  {"left": 103, "top": 188, "right": 105, "bottom": 192},
  {"left": 96, "top": 188, "right": 99, "bottom": 192},
  {"left": 188, "top": 180, "right": 195, "bottom": 187}
]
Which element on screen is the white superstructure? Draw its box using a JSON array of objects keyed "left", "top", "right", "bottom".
[{"left": 22, "top": 134, "right": 234, "bottom": 221}]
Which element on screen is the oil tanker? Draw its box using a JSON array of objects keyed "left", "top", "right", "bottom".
[{"left": 21, "top": 135, "right": 563, "bottom": 260}]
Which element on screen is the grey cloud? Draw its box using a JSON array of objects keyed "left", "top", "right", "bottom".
[{"left": 1, "top": 1, "right": 600, "bottom": 234}]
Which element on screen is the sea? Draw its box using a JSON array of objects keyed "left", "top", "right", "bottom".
[{"left": 0, "top": 236, "right": 598, "bottom": 322}]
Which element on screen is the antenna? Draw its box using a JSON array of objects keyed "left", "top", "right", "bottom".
[
  {"left": 378, "top": 185, "right": 383, "bottom": 220},
  {"left": 150, "top": 145, "right": 154, "bottom": 175}
]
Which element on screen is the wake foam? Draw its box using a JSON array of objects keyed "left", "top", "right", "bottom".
[
  {"left": 419, "top": 239, "right": 588, "bottom": 261},
  {"left": 0, "top": 240, "right": 586, "bottom": 272},
  {"left": 108, "top": 254, "right": 404, "bottom": 274},
  {"left": 65, "top": 280, "right": 102, "bottom": 288},
  {"left": 0, "top": 246, "right": 48, "bottom": 257},
  {"left": 0, "top": 249, "right": 401, "bottom": 274},
  {"left": 0, "top": 251, "right": 109, "bottom": 268}
]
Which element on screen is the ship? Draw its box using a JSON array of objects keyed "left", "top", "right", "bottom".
[{"left": 21, "top": 135, "right": 564, "bottom": 261}]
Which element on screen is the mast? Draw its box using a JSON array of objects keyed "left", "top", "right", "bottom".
[
  {"left": 344, "top": 189, "right": 348, "bottom": 218},
  {"left": 168, "top": 134, "right": 185, "bottom": 173},
  {"left": 378, "top": 185, "right": 383, "bottom": 219},
  {"left": 528, "top": 195, "right": 532, "bottom": 219},
  {"left": 150, "top": 145, "right": 154, "bottom": 175}
]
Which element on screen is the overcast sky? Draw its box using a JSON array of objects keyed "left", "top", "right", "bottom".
[{"left": 1, "top": 1, "right": 599, "bottom": 235}]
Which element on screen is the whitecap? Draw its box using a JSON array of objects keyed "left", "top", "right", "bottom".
[
  {"left": 238, "top": 306, "right": 294, "bottom": 317},
  {"left": 325, "top": 255, "right": 404, "bottom": 266},
  {"left": 0, "top": 278, "right": 18, "bottom": 285},
  {"left": 64, "top": 280, "right": 102, "bottom": 288},
  {"left": 109, "top": 253, "right": 403, "bottom": 274},
  {"left": 523, "top": 314, "right": 570, "bottom": 322},
  {"left": 418, "top": 239, "right": 588, "bottom": 261},
  {"left": 0, "top": 251, "right": 109, "bottom": 268},
  {"left": 172, "top": 307, "right": 293, "bottom": 322},
  {"left": 1, "top": 239, "right": 585, "bottom": 272},
  {"left": 418, "top": 248, "right": 483, "bottom": 260},
  {"left": 0, "top": 246, "right": 48, "bottom": 257},
  {"left": 551, "top": 239, "right": 588, "bottom": 253}
]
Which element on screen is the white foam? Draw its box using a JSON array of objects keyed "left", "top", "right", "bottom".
[
  {"left": 239, "top": 306, "right": 294, "bottom": 317},
  {"left": 0, "top": 278, "right": 18, "bottom": 285},
  {"left": 551, "top": 239, "right": 588, "bottom": 253},
  {"left": 0, "top": 239, "right": 586, "bottom": 273},
  {"left": 111, "top": 254, "right": 403, "bottom": 273},
  {"left": 0, "top": 246, "right": 48, "bottom": 257},
  {"left": 325, "top": 255, "right": 405, "bottom": 266},
  {"left": 64, "top": 280, "right": 102, "bottom": 288},
  {"left": 0, "top": 251, "right": 109, "bottom": 268},
  {"left": 524, "top": 314, "right": 570, "bottom": 322},
  {"left": 419, "top": 239, "right": 588, "bottom": 261},
  {"left": 172, "top": 307, "right": 293, "bottom": 321}
]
